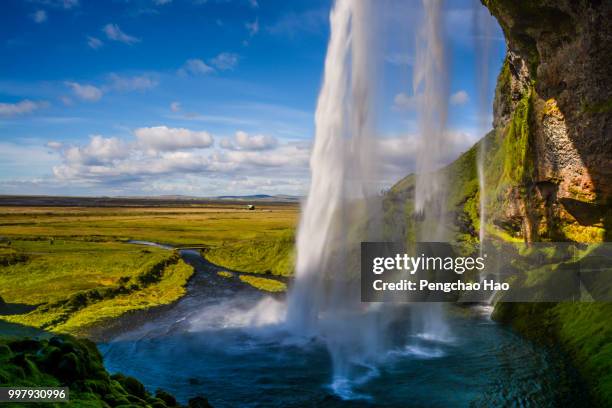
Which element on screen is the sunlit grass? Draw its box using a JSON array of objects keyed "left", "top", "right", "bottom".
[
  {"left": 0, "top": 204, "right": 297, "bottom": 334},
  {"left": 205, "top": 232, "right": 295, "bottom": 276},
  {"left": 0, "top": 205, "right": 298, "bottom": 246},
  {"left": 217, "top": 271, "right": 234, "bottom": 278},
  {"left": 238, "top": 275, "right": 287, "bottom": 292}
]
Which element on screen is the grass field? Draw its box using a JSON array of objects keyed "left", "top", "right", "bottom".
[
  {"left": 0, "top": 203, "right": 298, "bottom": 334},
  {"left": 0, "top": 204, "right": 297, "bottom": 246}
]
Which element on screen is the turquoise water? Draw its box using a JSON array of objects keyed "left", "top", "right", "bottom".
[{"left": 99, "top": 251, "right": 586, "bottom": 407}]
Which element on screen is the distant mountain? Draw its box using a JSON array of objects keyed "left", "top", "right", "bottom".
[
  {"left": 215, "top": 194, "right": 301, "bottom": 202},
  {"left": 0, "top": 194, "right": 301, "bottom": 207}
]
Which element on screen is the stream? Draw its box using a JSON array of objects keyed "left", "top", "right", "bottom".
[{"left": 97, "top": 245, "right": 587, "bottom": 407}]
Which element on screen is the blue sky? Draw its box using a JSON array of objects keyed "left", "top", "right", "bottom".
[{"left": 0, "top": 0, "right": 505, "bottom": 196}]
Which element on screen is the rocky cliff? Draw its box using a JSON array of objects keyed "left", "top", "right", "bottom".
[
  {"left": 481, "top": 1, "right": 612, "bottom": 405},
  {"left": 483, "top": 0, "right": 612, "bottom": 243}
]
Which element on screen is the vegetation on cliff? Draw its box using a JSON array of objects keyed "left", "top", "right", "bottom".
[
  {"left": 385, "top": 2, "right": 611, "bottom": 404},
  {"left": 480, "top": 1, "right": 612, "bottom": 405}
]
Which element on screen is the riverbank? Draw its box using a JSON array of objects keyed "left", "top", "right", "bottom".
[
  {"left": 0, "top": 204, "right": 298, "bottom": 335},
  {"left": 0, "top": 203, "right": 298, "bottom": 407},
  {"left": 0, "top": 239, "right": 194, "bottom": 335}
]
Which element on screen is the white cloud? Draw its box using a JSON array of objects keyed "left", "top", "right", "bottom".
[
  {"left": 450, "top": 90, "right": 469, "bottom": 105},
  {"left": 60, "top": 96, "right": 73, "bottom": 106},
  {"left": 170, "top": 101, "right": 181, "bottom": 112},
  {"left": 221, "top": 143, "right": 308, "bottom": 168},
  {"left": 153, "top": 0, "right": 172, "bottom": 4},
  {"left": 50, "top": 129, "right": 310, "bottom": 192},
  {"left": 210, "top": 52, "right": 239, "bottom": 71},
  {"left": 32, "top": 10, "right": 47, "bottom": 23},
  {"left": 376, "top": 130, "right": 480, "bottom": 180},
  {"left": 103, "top": 23, "right": 140, "bottom": 45},
  {"left": 0, "top": 100, "right": 47, "bottom": 116},
  {"left": 63, "top": 135, "right": 129, "bottom": 165},
  {"left": 179, "top": 58, "right": 214, "bottom": 76},
  {"left": 245, "top": 18, "right": 259, "bottom": 36},
  {"left": 0, "top": 141, "right": 61, "bottom": 185},
  {"left": 393, "top": 92, "right": 419, "bottom": 111},
  {"left": 87, "top": 36, "right": 103, "bottom": 49},
  {"left": 107, "top": 73, "right": 157, "bottom": 92},
  {"left": 46, "top": 141, "right": 63, "bottom": 149},
  {"left": 248, "top": 0, "right": 258, "bottom": 8},
  {"left": 220, "top": 131, "right": 277, "bottom": 151},
  {"left": 134, "top": 126, "right": 214, "bottom": 153},
  {"left": 66, "top": 82, "right": 103, "bottom": 101}
]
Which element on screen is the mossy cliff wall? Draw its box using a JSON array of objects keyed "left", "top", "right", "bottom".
[
  {"left": 483, "top": 0, "right": 612, "bottom": 243},
  {"left": 480, "top": 1, "right": 612, "bottom": 405}
]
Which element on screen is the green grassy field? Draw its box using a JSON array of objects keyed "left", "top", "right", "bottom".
[
  {"left": 0, "top": 204, "right": 298, "bottom": 335},
  {"left": 0, "top": 204, "right": 297, "bottom": 246},
  {"left": 205, "top": 230, "right": 295, "bottom": 276}
]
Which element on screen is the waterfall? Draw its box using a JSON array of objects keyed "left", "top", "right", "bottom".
[
  {"left": 286, "top": 0, "right": 453, "bottom": 398},
  {"left": 413, "top": 0, "right": 449, "bottom": 223},
  {"left": 285, "top": 0, "right": 390, "bottom": 397},
  {"left": 473, "top": 0, "right": 493, "bottom": 256},
  {"left": 411, "top": 0, "right": 450, "bottom": 337}
]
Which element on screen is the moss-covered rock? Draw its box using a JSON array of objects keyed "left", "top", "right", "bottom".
[
  {"left": 483, "top": 0, "right": 612, "bottom": 242},
  {"left": 493, "top": 301, "right": 612, "bottom": 406},
  {"left": 478, "top": 2, "right": 612, "bottom": 405},
  {"left": 0, "top": 335, "right": 198, "bottom": 407}
]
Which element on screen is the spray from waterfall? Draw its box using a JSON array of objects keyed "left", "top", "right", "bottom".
[
  {"left": 411, "top": 0, "right": 450, "bottom": 337},
  {"left": 285, "top": 0, "right": 455, "bottom": 397},
  {"left": 413, "top": 0, "right": 449, "bottom": 225},
  {"left": 472, "top": 1, "right": 493, "bottom": 257},
  {"left": 285, "top": 0, "right": 390, "bottom": 397}
]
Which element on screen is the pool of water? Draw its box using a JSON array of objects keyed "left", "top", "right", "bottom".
[{"left": 98, "top": 250, "right": 585, "bottom": 407}]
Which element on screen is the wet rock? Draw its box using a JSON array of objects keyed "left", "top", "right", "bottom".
[
  {"left": 156, "top": 389, "right": 179, "bottom": 406},
  {"left": 188, "top": 396, "right": 213, "bottom": 408}
]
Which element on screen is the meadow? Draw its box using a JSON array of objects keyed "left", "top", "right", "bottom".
[{"left": 0, "top": 202, "right": 298, "bottom": 335}]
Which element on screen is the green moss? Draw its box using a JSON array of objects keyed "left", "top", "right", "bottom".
[
  {"left": 495, "top": 58, "right": 512, "bottom": 110},
  {"left": 493, "top": 244, "right": 612, "bottom": 406},
  {"left": 494, "top": 302, "right": 612, "bottom": 406},
  {"left": 444, "top": 143, "right": 479, "bottom": 211},
  {"left": 0, "top": 335, "right": 187, "bottom": 407},
  {"left": 501, "top": 88, "right": 534, "bottom": 187},
  {"left": 561, "top": 224, "right": 605, "bottom": 243}
]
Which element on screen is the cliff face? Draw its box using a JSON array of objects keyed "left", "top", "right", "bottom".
[
  {"left": 481, "top": 2, "right": 612, "bottom": 405},
  {"left": 484, "top": 0, "right": 612, "bottom": 243}
]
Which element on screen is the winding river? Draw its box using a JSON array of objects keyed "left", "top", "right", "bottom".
[{"left": 97, "top": 246, "right": 588, "bottom": 407}]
